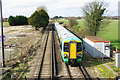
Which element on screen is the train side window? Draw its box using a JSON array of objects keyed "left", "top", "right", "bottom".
[
  {"left": 77, "top": 43, "right": 82, "bottom": 52},
  {"left": 64, "top": 43, "right": 69, "bottom": 52}
]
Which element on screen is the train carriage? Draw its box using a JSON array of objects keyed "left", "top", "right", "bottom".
[{"left": 55, "top": 22, "right": 83, "bottom": 64}]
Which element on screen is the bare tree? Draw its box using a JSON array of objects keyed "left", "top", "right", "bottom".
[
  {"left": 37, "top": 6, "right": 47, "bottom": 12},
  {"left": 68, "top": 17, "right": 78, "bottom": 27}
]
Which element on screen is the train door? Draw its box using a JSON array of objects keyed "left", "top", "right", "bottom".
[{"left": 69, "top": 42, "right": 77, "bottom": 59}]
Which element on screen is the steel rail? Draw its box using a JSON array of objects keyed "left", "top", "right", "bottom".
[
  {"left": 53, "top": 25, "right": 57, "bottom": 77},
  {"left": 51, "top": 25, "right": 53, "bottom": 80},
  {"left": 37, "top": 30, "right": 49, "bottom": 80},
  {"left": 51, "top": 23, "right": 57, "bottom": 80},
  {"left": 65, "top": 64, "right": 72, "bottom": 80},
  {"left": 79, "top": 64, "right": 91, "bottom": 80}
]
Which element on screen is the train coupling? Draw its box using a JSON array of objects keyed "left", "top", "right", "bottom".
[{"left": 69, "top": 59, "right": 77, "bottom": 64}]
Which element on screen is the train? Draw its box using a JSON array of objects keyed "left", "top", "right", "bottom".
[{"left": 55, "top": 22, "right": 83, "bottom": 65}]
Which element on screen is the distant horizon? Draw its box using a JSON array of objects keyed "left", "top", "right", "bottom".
[
  {"left": 2, "top": 0, "right": 119, "bottom": 18},
  {"left": 3, "top": 16, "right": 120, "bottom": 19}
]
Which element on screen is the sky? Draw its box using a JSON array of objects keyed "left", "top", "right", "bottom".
[{"left": 2, "top": 0, "right": 119, "bottom": 18}]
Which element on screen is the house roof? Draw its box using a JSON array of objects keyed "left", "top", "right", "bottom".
[{"left": 85, "top": 36, "right": 110, "bottom": 43}]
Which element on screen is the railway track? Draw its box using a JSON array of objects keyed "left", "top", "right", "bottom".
[
  {"left": 37, "top": 24, "right": 57, "bottom": 80},
  {"left": 53, "top": 23, "right": 90, "bottom": 79},
  {"left": 65, "top": 64, "right": 72, "bottom": 79},
  {"left": 37, "top": 23, "right": 91, "bottom": 80},
  {"left": 79, "top": 64, "right": 91, "bottom": 80},
  {"left": 37, "top": 28, "right": 50, "bottom": 79},
  {"left": 65, "top": 64, "right": 91, "bottom": 80},
  {"left": 51, "top": 24, "right": 57, "bottom": 79}
]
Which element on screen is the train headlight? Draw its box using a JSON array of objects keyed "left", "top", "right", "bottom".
[
  {"left": 77, "top": 54, "right": 82, "bottom": 57},
  {"left": 64, "top": 54, "right": 68, "bottom": 58}
]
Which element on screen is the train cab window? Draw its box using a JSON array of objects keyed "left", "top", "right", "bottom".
[
  {"left": 64, "top": 43, "right": 69, "bottom": 52},
  {"left": 77, "top": 43, "right": 82, "bottom": 52}
]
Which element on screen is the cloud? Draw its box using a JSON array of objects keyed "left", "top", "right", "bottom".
[{"left": 1, "top": 0, "right": 119, "bottom": 18}]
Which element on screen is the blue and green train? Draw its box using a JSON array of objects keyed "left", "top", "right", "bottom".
[{"left": 55, "top": 22, "right": 83, "bottom": 65}]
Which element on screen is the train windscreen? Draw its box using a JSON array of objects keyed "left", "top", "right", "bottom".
[
  {"left": 77, "top": 42, "right": 82, "bottom": 52},
  {"left": 64, "top": 43, "right": 69, "bottom": 52}
]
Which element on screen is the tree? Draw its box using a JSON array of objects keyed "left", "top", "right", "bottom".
[
  {"left": 59, "top": 16, "right": 63, "bottom": 18},
  {"left": 8, "top": 16, "right": 16, "bottom": 26},
  {"left": 28, "top": 9, "right": 49, "bottom": 30},
  {"left": 77, "top": 16, "right": 81, "bottom": 19},
  {"left": 15, "top": 16, "right": 28, "bottom": 25},
  {"left": 68, "top": 17, "right": 78, "bottom": 27},
  {"left": 37, "top": 6, "right": 47, "bottom": 12},
  {"left": 38, "top": 9, "right": 49, "bottom": 30},
  {"left": 28, "top": 11, "right": 40, "bottom": 30},
  {"left": 54, "top": 16, "right": 59, "bottom": 21},
  {"left": 8, "top": 15, "right": 28, "bottom": 26},
  {"left": 82, "top": 1, "right": 107, "bottom": 36}
]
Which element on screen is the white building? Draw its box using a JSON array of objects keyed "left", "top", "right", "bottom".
[{"left": 83, "top": 36, "right": 110, "bottom": 58}]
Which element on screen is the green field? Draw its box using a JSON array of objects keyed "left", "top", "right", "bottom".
[
  {"left": 57, "top": 19, "right": 119, "bottom": 49},
  {"left": 97, "top": 20, "right": 118, "bottom": 41},
  {"left": 0, "top": 22, "right": 10, "bottom": 27},
  {"left": 97, "top": 20, "right": 119, "bottom": 48},
  {"left": 3, "top": 22, "right": 10, "bottom": 27},
  {"left": 58, "top": 19, "right": 85, "bottom": 27}
]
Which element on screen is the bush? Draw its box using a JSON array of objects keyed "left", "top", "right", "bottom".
[
  {"left": 15, "top": 16, "right": 28, "bottom": 25},
  {"left": 28, "top": 9, "right": 49, "bottom": 30},
  {"left": 8, "top": 16, "right": 16, "bottom": 26},
  {"left": 8, "top": 15, "right": 28, "bottom": 26},
  {"left": 68, "top": 18, "right": 78, "bottom": 27},
  {"left": 78, "top": 27, "right": 83, "bottom": 32},
  {"left": 28, "top": 11, "right": 40, "bottom": 30},
  {"left": 72, "top": 25, "right": 78, "bottom": 29}
]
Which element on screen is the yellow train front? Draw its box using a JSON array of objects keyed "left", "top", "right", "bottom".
[
  {"left": 55, "top": 22, "right": 83, "bottom": 65},
  {"left": 63, "top": 39, "right": 83, "bottom": 64}
]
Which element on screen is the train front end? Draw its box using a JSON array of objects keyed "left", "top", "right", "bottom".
[{"left": 62, "top": 38, "right": 83, "bottom": 65}]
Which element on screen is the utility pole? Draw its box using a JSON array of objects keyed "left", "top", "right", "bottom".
[{"left": 0, "top": 0, "right": 5, "bottom": 67}]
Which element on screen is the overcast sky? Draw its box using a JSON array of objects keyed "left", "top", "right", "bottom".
[{"left": 2, "top": 0, "right": 119, "bottom": 18}]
